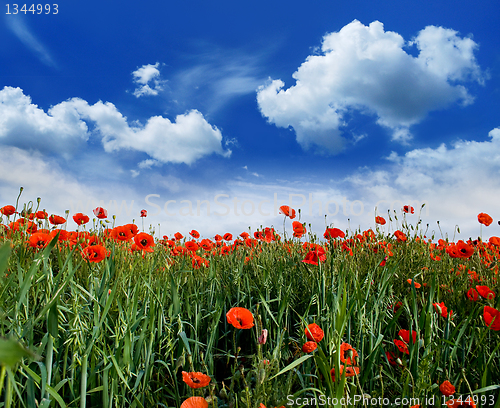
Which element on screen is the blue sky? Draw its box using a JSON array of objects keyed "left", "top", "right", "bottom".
[{"left": 1, "top": 0, "right": 500, "bottom": 240}]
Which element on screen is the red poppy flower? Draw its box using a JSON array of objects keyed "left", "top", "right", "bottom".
[
  {"left": 433, "top": 302, "right": 452, "bottom": 318},
  {"left": 185, "top": 240, "right": 199, "bottom": 252},
  {"left": 489, "top": 236, "right": 500, "bottom": 247},
  {"left": 223, "top": 233, "right": 233, "bottom": 241},
  {"left": 407, "top": 279, "right": 421, "bottom": 288},
  {"left": 1, "top": 205, "right": 16, "bottom": 216},
  {"left": 398, "top": 329, "right": 417, "bottom": 344},
  {"left": 305, "top": 323, "right": 324, "bottom": 342},
  {"left": 339, "top": 343, "right": 358, "bottom": 365},
  {"left": 124, "top": 224, "right": 139, "bottom": 236},
  {"left": 302, "top": 341, "right": 317, "bottom": 353},
  {"left": 324, "top": 227, "right": 345, "bottom": 239},
  {"left": 379, "top": 256, "right": 388, "bottom": 267},
  {"left": 385, "top": 351, "right": 398, "bottom": 366},
  {"left": 35, "top": 210, "right": 48, "bottom": 220},
  {"left": 279, "top": 205, "right": 296, "bottom": 219},
  {"left": 11, "top": 219, "right": 37, "bottom": 233},
  {"left": 111, "top": 225, "right": 133, "bottom": 242},
  {"left": 134, "top": 232, "right": 155, "bottom": 250},
  {"left": 189, "top": 230, "right": 200, "bottom": 238},
  {"left": 226, "top": 307, "right": 254, "bottom": 329},
  {"left": 263, "top": 227, "right": 274, "bottom": 243},
  {"left": 93, "top": 207, "right": 108, "bottom": 219},
  {"left": 467, "top": 288, "right": 479, "bottom": 301},
  {"left": 483, "top": 306, "right": 500, "bottom": 331},
  {"left": 181, "top": 371, "right": 211, "bottom": 389},
  {"left": 478, "top": 213, "right": 493, "bottom": 226},
  {"left": 245, "top": 237, "right": 257, "bottom": 248},
  {"left": 330, "top": 365, "right": 359, "bottom": 382},
  {"left": 440, "top": 380, "right": 455, "bottom": 396},
  {"left": 199, "top": 238, "right": 213, "bottom": 251},
  {"left": 220, "top": 245, "right": 231, "bottom": 255},
  {"left": 292, "top": 221, "right": 306, "bottom": 238},
  {"left": 302, "top": 248, "right": 326, "bottom": 265},
  {"left": 180, "top": 397, "right": 209, "bottom": 408},
  {"left": 81, "top": 245, "right": 107, "bottom": 263},
  {"left": 28, "top": 232, "right": 52, "bottom": 249},
  {"left": 375, "top": 216, "right": 386, "bottom": 225},
  {"left": 445, "top": 397, "right": 476, "bottom": 408},
  {"left": 214, "top": 234, "right": 223, "bottom": 242},
  {"left": 394, "top": 339, "right": 409, "bottom": 355},
  {"left": 446, "top": 244, "right": 460, "bottom": 258},
  {"left": 140, "top": 209, "right": 147, "bottom": 217},
  {"left": 456, "top": 240, "right": 474, "bottom": 258},
  {"left": 476, "top": 285, "right": 495, "bottom": 300},
  {"left": 49, "top": 215, "right": 66, "bottom": 225},
  {"left": 251, "top": 231, "right": 261, "bottom": 240},
  {"left": 391, "top": 301, "right": 403, "bottom": 312},
  {"left": 191, "top": 255, "right": 209, "bottom": 269},
  {"left": 73, "top": 213, "right": 90, "bottom": 225},
  {"left": 50, "top": 229, "right": 70, "bottom": 241},
  {"left": 403, "top": 206, "right": 414, "bottom": 214},
  {"left": 394, "top": 230, "right": 407, "bottom": 242},
  {"left": 240, "top": 232, "right": 250, "bottom": 239}
]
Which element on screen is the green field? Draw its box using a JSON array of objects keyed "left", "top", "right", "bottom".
[{"left": 0, "top": 201, "right": 499, "bottom": 408}]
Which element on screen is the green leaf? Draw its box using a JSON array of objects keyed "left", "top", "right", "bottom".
[
  {"left": 178, "top": 331, "right": 192, "bottom": 355},
  {"left": 0, "top": 242, "right": 12, "bottom": 276},
  {"left": 170, "top": 275, "right": 180, "bottom": 317},
  {"left": 0, "top": 338, "right": 37, "bottom": 368},
  {"left": 269, "top": 354, "right": 313, "bottom": 380}
]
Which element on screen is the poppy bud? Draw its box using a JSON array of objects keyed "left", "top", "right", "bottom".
[
  {"left": 257, "top": 368, "right": 266, "bottom": 384},
  {"left": 258, "top": 329, "right": 268, "bottom": 345},
  {"left": 219, "top": 383, "right": 228, "bottom": 399}
]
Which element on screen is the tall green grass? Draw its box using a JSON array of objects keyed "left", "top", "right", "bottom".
[{"left": 0, "top": 209, "right": 499, "bottom": 407}]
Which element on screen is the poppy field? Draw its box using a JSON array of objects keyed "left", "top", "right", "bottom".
[{"left": 0, "top": 192, "right": 500, "bottom": 408}]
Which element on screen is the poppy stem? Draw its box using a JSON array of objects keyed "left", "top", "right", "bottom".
[{"left": 13, "top": 186, "right": 23, "bottom": 223}]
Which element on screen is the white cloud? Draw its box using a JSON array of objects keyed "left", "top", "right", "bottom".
[
  {"left": 138, "top": 159, "right": 161, "bottom": 169},
  {"left": 0, "top": 86, "right": 231, "bottom": 165},
  {"left": 345, "top": 127, "right": 500, "bottom": 238},
  {"left": 257, "top": 20, "right": 485, "bottom": 153},
  {"left": 0, "top": 87, "right": 89, "bottom": 155},
  {"left": 71, "top": 100, "right": 231, "bottom": 164},
  {"left": 132, "top": 62, "right": 166, "bottom": 97},
  {"left": 6, "top": 17, "right": 56, "bottom": 67}
]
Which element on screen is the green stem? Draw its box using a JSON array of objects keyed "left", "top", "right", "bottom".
[
  {"left": 80, "top": 354, "right": 88, "bottom": 408},
  {"left": 46, "top": 335, "right": 54, "bottom": 400},
  {"left": 0, "top": 365, "right": 5, "bottom": 399}
]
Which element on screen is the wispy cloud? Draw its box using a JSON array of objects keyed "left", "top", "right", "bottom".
[
  {"left": 167, "top": 47, "right": 269, "bottom": 115},
  {"left": 6, "top": 16, "right": 57, "bottom": 67}
]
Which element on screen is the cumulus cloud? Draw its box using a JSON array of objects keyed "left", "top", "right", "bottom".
[
  {"left": 70, "top": 100, "right": 231, "bottom": 164},
  {"left": 132, "top": 62, "right": 166, "bottom": 97},
  {"left": 0, "top": 87, "right": 89, "bottom": 155},
  {"left": 257, "top": 20, "right": 485, "bottom": 153},
  {"left": 0, "top": 86, "right": 231, "bottom": 165}
]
